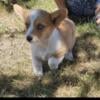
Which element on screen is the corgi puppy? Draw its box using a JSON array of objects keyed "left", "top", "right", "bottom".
[{"left": 13, "top": 4, "right": 76, "bottom": 77}]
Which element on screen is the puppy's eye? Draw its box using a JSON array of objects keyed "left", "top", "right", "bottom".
[{"left": 37, "top": 24, "right": 45, "bottom": 31}]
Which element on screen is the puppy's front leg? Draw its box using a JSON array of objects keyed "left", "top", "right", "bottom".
[
  {"left": 48, "top": 56, "right": 64, "bottom": 70},
  {"left": 32, "top": 57, "right": 43, "bottom": 78}
]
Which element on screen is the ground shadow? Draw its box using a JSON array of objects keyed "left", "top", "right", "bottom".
[
  {"left": 73, "top": 32, "right": 99, "bottom": 62},
  {"left": 0, "top": 71, "right": 80, "bottom": 97}
]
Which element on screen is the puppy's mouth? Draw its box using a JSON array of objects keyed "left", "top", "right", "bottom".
[{"left": 32, "top": 36, "right": 40, "bottom": 42}]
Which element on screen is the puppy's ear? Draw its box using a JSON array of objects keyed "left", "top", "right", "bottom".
[
  {"left": 13, "top": 4, "right": 29, "bottom": 22},
  {"left": 51, "top": 8, "right": 68, "bottom": 25}
]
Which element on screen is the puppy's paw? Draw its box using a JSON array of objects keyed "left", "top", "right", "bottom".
[
  {"left": 48, "top": 57, "right": 59, "bottom": 70},
  {"left": 33, "top": 71, "right": 43, "bottom": 80}
]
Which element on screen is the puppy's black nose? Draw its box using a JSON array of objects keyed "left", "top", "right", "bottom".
[{"left": 26, "top": 36, "right": 32, "bottom": 42}]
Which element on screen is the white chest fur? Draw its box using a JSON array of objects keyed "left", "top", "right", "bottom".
[{"left": 31, "top": 28, "right": 65, "bottom": 61}]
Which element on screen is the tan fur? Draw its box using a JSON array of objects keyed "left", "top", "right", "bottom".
[
  {"left": 51, "top": 19, "right": 75, "bottom": 58},
  {"left": 13, "top": 4, "right": 29, "bottom": 22},
  {"left": 58, "top": 18, "right": 76, "bottom": 51},
  {"left": 31, "top": 12, "right": 54, "bottom": 40}
]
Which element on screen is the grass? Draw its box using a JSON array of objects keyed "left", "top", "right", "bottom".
[{"left": 0, "top": 0, "right": 100, "bottom": 97}]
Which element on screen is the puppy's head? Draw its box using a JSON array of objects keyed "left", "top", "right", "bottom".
[{"left": 13, "top": 4, "right": 67, "bottom": 43}]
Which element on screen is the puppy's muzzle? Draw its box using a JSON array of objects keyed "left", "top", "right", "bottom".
[{"left": 26, "top": 36, "right": 33, "bottom": 42}]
